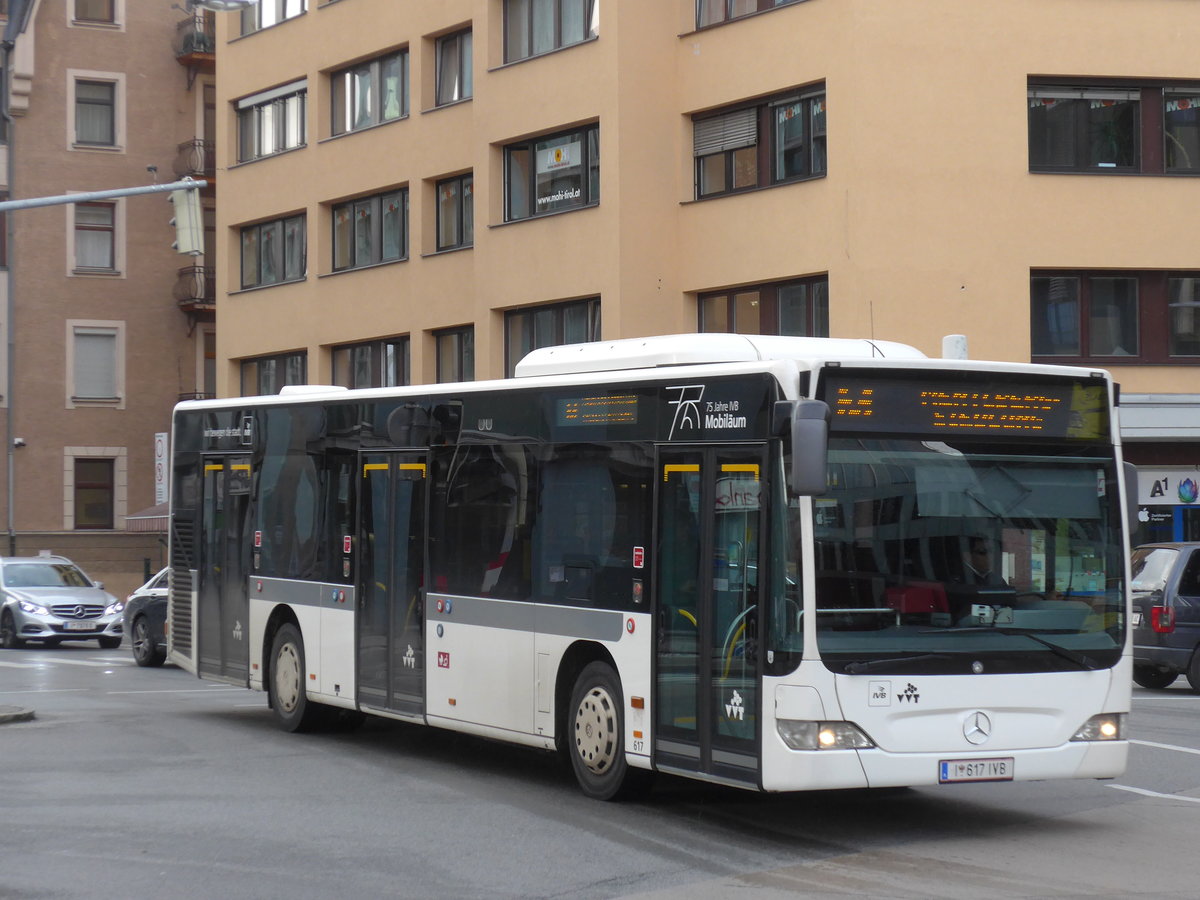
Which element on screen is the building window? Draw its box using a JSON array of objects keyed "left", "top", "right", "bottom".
[
  {"left": 332, "top": 338, "right": 410, "bottom": 388},
  {"left": 699, "top": 276, "right": 828, "bottom": 336},
  {"left": 1029, "top": 80, "right": 1200, "bottom": 175},
  {"left": 332, "top": 189, "right": 407, "bottom": 271},
  {"left": 504, "top": 0, "right": 599, "bottom": 63},
  {"left": 241, "top": 0, "right": 306, "bottom": 35},
  {"left": 435, "top": 326, "right": 474, "bottom": 382},
  {"left": 74, "top": 458, "right": 115, "bottom": 530},
  {"left": 436, "top": 174, "right": 473, "bottom": 250},
  {"left": 694, "top": 86, "right": 825, "bottom": 198},
  {"left": 241, "top": 214, "right": 306, "bottom": 288},
  {"left": 237, "top": 81, "right": 306, "bottom": 162},
  {"left": 73, "top": 0, "right": 115, "bottom": 24},
  {"left": 74, "top": 79, "right": 115, "bottom": 146},
  {"left": 1031, "top": 270, "right": 1200, "bottom": 363},
  {"left": 505, "top": 297, "right": 600, "bottom": 376},
  {"left": 68, "top": 321, "right": 123, "bottom": 407},
  {"left": 435, "top": 29, "right": 472, "bottom": 106},
  {"left": 331, "top": 49, "right": 408, "bottom": 136},
  {"left": 240, "top": 352, "right": 306, "bottom": 395},
  {"left": 505, "top": 123, "right": 599, "bottom": 221},
  {"left": 696, "top": 0, "right": 802, "bottom": 28},
  {"left": 74, "top": 202, "right": 116, "bottom": 271}
]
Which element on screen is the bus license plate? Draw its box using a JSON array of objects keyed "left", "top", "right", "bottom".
[
  {"left": 939, "top": 757, "right": 1013, "bottom": 783},
  {"left": 63, "top": 621, "right": 96, "bottom": 631}
]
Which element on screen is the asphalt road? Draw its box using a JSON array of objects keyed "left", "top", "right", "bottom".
[{"left": 2, "top": 643, "right": 1198, "bottom": 899}]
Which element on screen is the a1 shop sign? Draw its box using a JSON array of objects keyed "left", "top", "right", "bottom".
[{"left": 1138, "top": 468, "right": 1200, "bottom": 505}]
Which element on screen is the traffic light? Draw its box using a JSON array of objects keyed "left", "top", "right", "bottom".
[{"left": 168, "top": 184, "right": 204, "bottom": 256}]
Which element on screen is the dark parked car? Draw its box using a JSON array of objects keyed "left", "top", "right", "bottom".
[
  {"left": 1131, "top": 542, "right": 1200, "bottom": 691},
  {"left": 0, "top": 555, "right": 123, "bottom": 649},
  {"left": 124, "top": 567, "right": 168, "bottom": 667}
]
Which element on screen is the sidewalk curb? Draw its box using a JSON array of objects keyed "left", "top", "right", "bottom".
[{"left": 0, "top": 705, "right": 35, "bottom": 724}]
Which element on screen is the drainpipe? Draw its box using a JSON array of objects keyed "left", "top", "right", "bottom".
[{"left": 2, "top": 36, "right": 15, "bottom": 557}]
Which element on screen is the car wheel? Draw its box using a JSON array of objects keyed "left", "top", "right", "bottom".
[
  {"left": 566, "top": 661, "right": 649, "bottom": 801},
  {"left": 131, "top": 615, "right": 166, "bottom": 667},
  {"left": 98, "top": 636, "right": 122, "bottom": 650},
  {"left": 270, "top": 622, "right": 329, "bottom": 733},
  {"left": 1, "top": 610, "right": 25, "bottom": 649},
  {"left": 1133, "top": 665, "right": 1178, "bottom": 690},
  {"left": 1187, "top": 650, "right": 1200, "bottom": 694}
]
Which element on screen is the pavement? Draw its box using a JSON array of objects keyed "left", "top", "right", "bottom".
[{"left": 0, "top": 704, "right": 35, "bottom": 724}]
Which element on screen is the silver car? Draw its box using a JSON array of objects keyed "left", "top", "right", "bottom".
[{"left": 0, "top": 555, "right": 124, "bottom": 649}]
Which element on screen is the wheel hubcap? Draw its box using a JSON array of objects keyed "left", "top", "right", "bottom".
[
  {"left": 275, "top": 642, "right": 301, "bottom": 713},
  {"left": 574, "top": 685, "right": 617, "bottom": 775},
  {"left": 133, "top": 621, "right": 149, "bottom": 657}
]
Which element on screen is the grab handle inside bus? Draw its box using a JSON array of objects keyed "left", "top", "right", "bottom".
[{"left": 779, "top": 399, "right": 830, "bottom": 496}]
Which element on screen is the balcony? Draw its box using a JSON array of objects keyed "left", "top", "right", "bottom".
[
  {"left": 175, "top": 13, "right": 215, "bottom": 87},
  {"left": 174, "top": 265, "right": 215, "bottom": 318},
  {"left": 173, "top": 139, "right": 215, "bottom": 182}
]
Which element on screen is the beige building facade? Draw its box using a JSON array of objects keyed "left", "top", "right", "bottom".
[
  {"left": 1, "top": 0, "right": 216, "bottom": 595},
  {"left": 213, "top": 0, "right": 1200, "bottom": 545}
]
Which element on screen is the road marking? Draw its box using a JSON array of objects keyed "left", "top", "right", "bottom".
[
  {"left": 1130, "top": 738, "right": 1200, "bottom": 757},
  {"left": 1108, "top": 784, "right": 1200, "bottom": 804},
  {"left": 0, "top": 689, "right": 88, "bottom": 695},
  {"left": 0, "top": 660, "right": 44, "bottom": 668},
  {"left": 40, "top": 658, "right": 116, "bottom": 667},
  {"left": 1133, "top": 695, "right": 1200, "bottom": 701},
  {"left": 105, "top": 687, "right": 243, "bottom": 695}
]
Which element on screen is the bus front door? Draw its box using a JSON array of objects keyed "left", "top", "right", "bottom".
[
  {"left": 655, "top": 446, "right": 765, "bottom": 787},
  {"left": 358, "top": 453, "right": 427, "bottom": 717},
  {"left": 198, "top": 456, "right": 252, "bottom": 684}
]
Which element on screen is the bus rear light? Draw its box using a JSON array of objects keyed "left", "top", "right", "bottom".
[
  {"left": 1070, "top": 713, "right": 1126, "bottom": 742},
  {"left": 777, "top": 720, "right": 875, "bottom": 751},
  {"left": 1151, "top": 606, "right": 1176, "bottom": 633}
]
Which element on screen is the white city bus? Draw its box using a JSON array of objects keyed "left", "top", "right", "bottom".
[{"left": 167, "top": 334, "right": 1131, "bottom": 799}]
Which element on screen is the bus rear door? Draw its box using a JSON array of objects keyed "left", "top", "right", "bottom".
[
  {"left": 655, "top": 446, "right": 765, "bottom": 787},
  {"left": 198, "top": 456, "right": 252, "bottom": 684},
  {"left": 358, "top": 453, "right": 427, "bottom": 717}
]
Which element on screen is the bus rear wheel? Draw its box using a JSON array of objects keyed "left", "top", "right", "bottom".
[
  {"left": 270, "top": 623, "right": 328, "bottom": 733},
  {"left": 567, "top": 662, "right": 647, "bottom": 801}
]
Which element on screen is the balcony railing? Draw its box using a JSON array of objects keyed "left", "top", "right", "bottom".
[
  {"left": 174, "top": 13, "right": 216, "bottom": 59},
  {"left": 174, "top": 265, "right": 215, "bottom": 315},
  {"left": 173, "top": 139, "right": 215, "bottom": 180}
]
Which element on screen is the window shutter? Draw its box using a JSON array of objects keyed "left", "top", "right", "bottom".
[
  {"left": 693, "top": 108, "right": 757, "bottom": 157},
  {"left": 74, "top": 330, "right": 117, "bottom": 398}
]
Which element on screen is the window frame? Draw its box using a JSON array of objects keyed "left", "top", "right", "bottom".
[
  {"left": 240, "top": 214, "right": 307, "bottom": 289},
  {"left": 240, "top": 351, "right": 307, "bottom": 396},
  {"left": 435, "top": 326, "right": 475, "bottom": 382},
  {"left": 1030, "top": 270, "right": 1200, "bottom": 364},
  {"left": 504, "top": 122, "right": 600, "bottom": 222},
  {"left": 73, "top": 457, "right": 115, "bottom": 530},
  {"left": 693, "top": 86, "right": 826, "bottom": 199},
  {"left": 435, "top": 173, "right": 474, "bottom": 251},
  {"left": 331, "top": 188, "right": 408, "bottom": 271},
  {"left": 72, "top": 0, "right": 117, "bottom": 25},
  {"left": 72, "top": 201, "right": 117, "bottom": 272},
  {"left": 504, "top": 297, "right": 601, "bottom": 376},
  {"left": 72, "top": 76, "right": 118, "bottom": 148},
  {"left": 66, "top": 319, "right": 124, "bottom": 409},
  {"left": 331, "top": 337, "right": 411, "bottom": 388},
  {"left": 698, "top": 275, "right": 829, "bottom": 337},
  {"left": 240, "top": 0, "right": 307, "bottom": 36},
  {"left": 435, "top": 29, "right": 473, "bottom": 106},
  {"left": 236, "top": 81, "right": 307, "bottom": 163},
  {"left": 695, "top": 0, "right": 803, "bottom": 29},
  {"left": 503, "top": 0, "right": 599, "bottom": 64},
  {"left": 330, "top": 48, "right": 409, "bottom": 136}
]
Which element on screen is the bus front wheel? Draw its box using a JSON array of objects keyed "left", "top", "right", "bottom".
[
  {"left": 568, "top": 662, "right": 645, "bottom": 801},
  {"left": 270, "top": 623, "right": 326, "bottom": 733}
]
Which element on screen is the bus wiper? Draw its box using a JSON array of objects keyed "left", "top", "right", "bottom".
[
  {"left": 843, "top": 653, "right": 956, "bottom": 674},
  {"left": 919, "top": 626, "right": 1101, "bottom": 670}
]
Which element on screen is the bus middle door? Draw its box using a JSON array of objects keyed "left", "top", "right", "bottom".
[
  {"left": 358, "top": 453, "right": 427, "bottom": 717},
  {"left": 655, "top": 446, "right": 765, "bottom": 787}
]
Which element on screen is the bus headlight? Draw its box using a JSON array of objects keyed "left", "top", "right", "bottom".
[
  {"left": 1070, "top": 713, "right": 1126, "bottom": 742},
  {"left": 776, "top": 720, "right": 875, "bottom": 751}
]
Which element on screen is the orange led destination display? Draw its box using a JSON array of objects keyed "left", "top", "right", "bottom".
[
  {"left": 820, "top": 373, "right": 1109, "bottom": 440},
  {"left": 557, "top": 393, "right": 639, "bottom": 427}
]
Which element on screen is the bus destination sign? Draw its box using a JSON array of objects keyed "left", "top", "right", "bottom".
[
  {"left": 821, "top": 372, "right": 1108, "bottom": 440},
  {"left": 556, "top": 394, "right": 639, "bottom": 427}
]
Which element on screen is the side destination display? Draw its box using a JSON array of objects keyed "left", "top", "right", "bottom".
[{"left": 820, "top": 370, "right": 1109, "bottom": 440}]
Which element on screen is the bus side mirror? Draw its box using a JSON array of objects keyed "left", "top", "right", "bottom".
[{"left": 775, "top": 399, "right": 830, "bottom": 496}]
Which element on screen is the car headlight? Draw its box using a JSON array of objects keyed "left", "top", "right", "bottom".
[
  {"left": 776, "top": 719, "right": 876, "bottom": 750},
  {"left": 105, "top": 600, "right": 124, "bottom": 616},
  {"left": 1070, "top": 713, "right": 1126, "bottom": 742},
  {"left": 18, "top": 599, "right": 51, "bottom": 616}
]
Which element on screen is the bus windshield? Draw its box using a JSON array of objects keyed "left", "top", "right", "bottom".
[{"left": 804, "top": 437, "right": 1125, "bottom": 674}]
